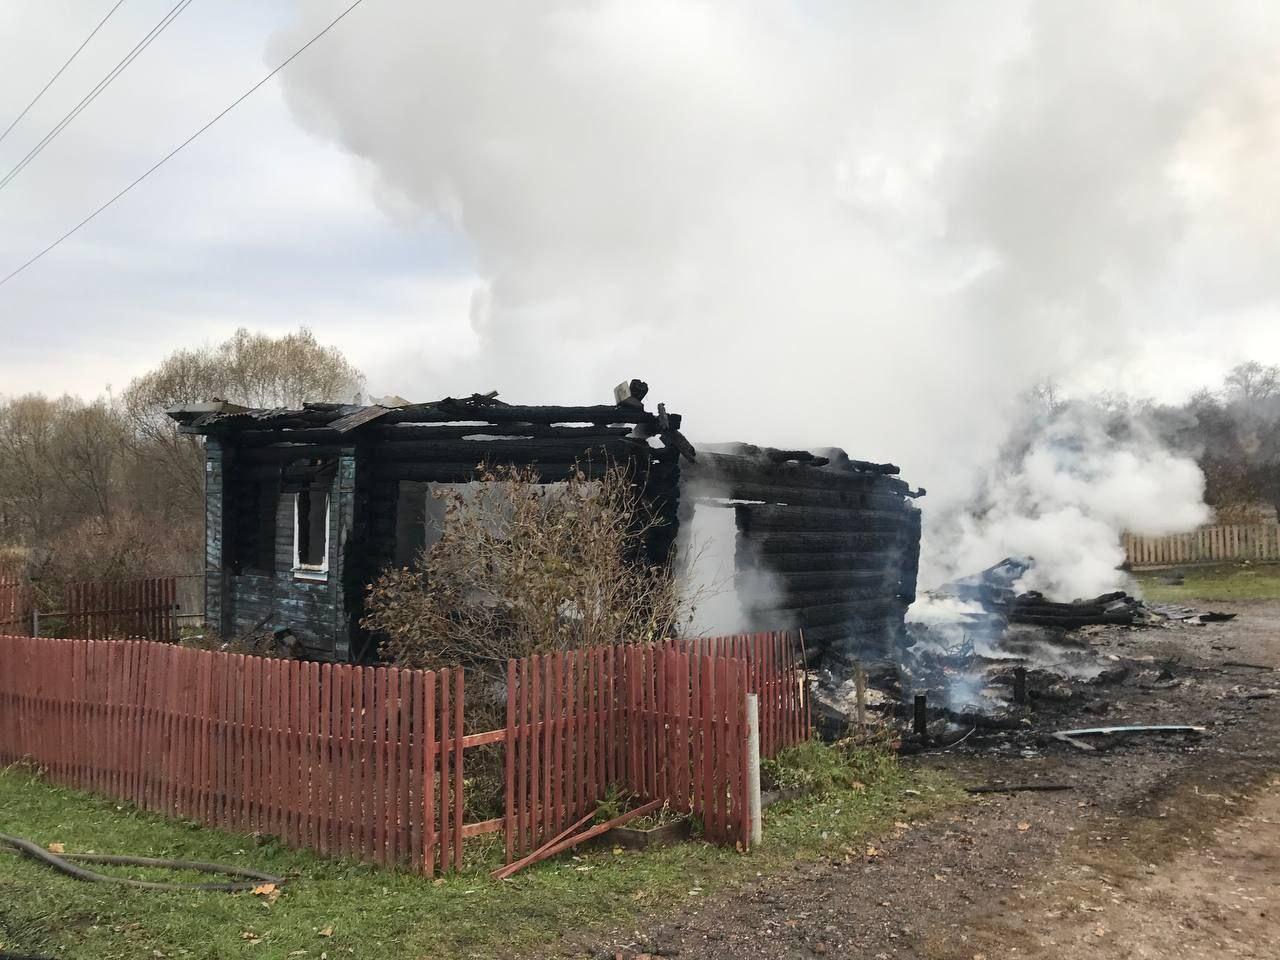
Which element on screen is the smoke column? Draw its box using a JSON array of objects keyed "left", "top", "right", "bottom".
[{"left": 274, "top": 1, "right": 1279, "bottom": 580}]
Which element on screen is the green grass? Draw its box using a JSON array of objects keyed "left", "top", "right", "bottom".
[
  {"left": 0, "top": 753, "right": 956, "bottom": 960},
  {"left": 1135, "top": 561, "right": 1280, "bottom": 603}
]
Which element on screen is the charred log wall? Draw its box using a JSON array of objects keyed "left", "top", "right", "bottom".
[
  {"left": 192, "top": 397, "right": 684, "bottom": 662},
  {"left": 684, "top": 448, "right": 923, "bottom": 667}
]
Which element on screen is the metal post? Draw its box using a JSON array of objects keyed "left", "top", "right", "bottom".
[
  {"left": 746, "top": 693, "right": 762, "bottom": 846},
  {"left": 31, "top": 608, "right": 39, "bottom": 638}
]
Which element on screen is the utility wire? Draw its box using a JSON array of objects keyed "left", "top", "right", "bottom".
[
  {"left": 0, "top": 0, "right": 196, "bottom": 194},
  {"left": 0, "top": 0, "right": 367, "bottom": 289},
  {"left": 0, "top": 0, "right": 129, "bottom": 148}
]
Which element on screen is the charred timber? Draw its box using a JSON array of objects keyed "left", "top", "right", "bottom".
[
  {"left": 759, "top": 584, "right": 905, "bottom": 610},
  {"left": 370, "top": 461, "right": 661, "bottom": 483},
  {"left": 368, "top": 438, "right": 643, "bottom": 462},
  {"left": 1010, "top": 610, "right": 1135, "bottom": 627},
  {"left": 752, "top": 549, "right": 909, "bottom": 573},
  {"left": 691, "top": 453, "right": 910, "bottom": 495},
  {"left": 800, "top": 619, "right": 904, "bottom": 645},
  {"left": 382, "top": 403, "right": 661, "bottom": 426},
  {"left": 752, "top": 598, "right": 905, "bottom": 627},
  {"left": 701, "top": 444, "right": 899, "bottom": 475},
  {"left": 366, "top": 424, "right": 636, "bottom": 441},
  {"left": 768, "top": 569, "right": 897, "bottom": 592},
  {"left": 692, "top": 483, "right": 911, "bottom": 511},
  {"left": 744, "top": 531, "right": 905, "bottom": 553},
  {"left": 735, "top": 504, "right": 914, "bottom": 534}
]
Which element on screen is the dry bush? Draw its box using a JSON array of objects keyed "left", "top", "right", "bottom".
[
  {"left": 364, "top": 463, "right": 694, "bottom": 675},
  {"left": 365, "top": 462, "right": 695, "bottom": 819},
  {"left": 35, "top": 511, "right": 199, "bottom": 585}
]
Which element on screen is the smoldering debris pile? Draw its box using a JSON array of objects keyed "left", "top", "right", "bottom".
[
  {"left": 935, "top": 556, "right": 1155, "bottom": 628},
  {"left": 810, "top": 555, "right": 1229, "bottom": 751}
]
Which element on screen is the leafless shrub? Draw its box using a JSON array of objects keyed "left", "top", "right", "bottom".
[
  {"left": 366, "top": 462, "right": 697, "bottom": 819},
  {"left": 364, "top": 463, "right": 696, "bottom": 674}
]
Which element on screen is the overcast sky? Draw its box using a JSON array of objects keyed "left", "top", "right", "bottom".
[{"left": 3, "top": 1, "right": 1280, "bottom": 489}]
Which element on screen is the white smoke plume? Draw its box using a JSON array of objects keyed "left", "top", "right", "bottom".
[
  {"left": 675, "top": 485, "right": 790, "bottom": 638},
  {"left": 924, "top": 401, "right": 1211, "bottom": 599},
  {"left": 273, "top": 2, "right": 1277, "bottom": 582}
]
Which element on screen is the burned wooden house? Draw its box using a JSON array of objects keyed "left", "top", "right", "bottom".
[
  {"left": 682, "top": 445, "right": 924, "bottom": 666},
  {"left": 172, "top": 383, "right": 923, "bottom": 668}
]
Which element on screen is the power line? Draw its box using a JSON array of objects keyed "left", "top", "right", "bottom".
[
  {"left": 0, "top": 0, "right": 367, "bottom": 290},
  {"left": 0, "top": 0, "right": 129, "bottom": 148},
  {"left": 0, "top": 0, "right": 196, "bottom": 194}
]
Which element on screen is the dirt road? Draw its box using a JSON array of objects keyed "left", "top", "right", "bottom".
[{"left": 556, "top": 600, "right": 1280, "bottom": 960}]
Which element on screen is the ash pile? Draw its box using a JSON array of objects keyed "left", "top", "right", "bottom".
[{"left": 810, "top": 556, "right": 1229, "bottom": 752}]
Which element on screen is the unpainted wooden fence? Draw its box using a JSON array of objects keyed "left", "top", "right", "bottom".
[
  {"left": 0, "top": 577, "right": 32, "bottom": 634},
  {"left": 63, "top": 577, "right": 178, "bottom": 641},
  {"left": 0, "top": 630, "right": 808, "bottom": 873},
  {"left": 1124, "top": 524, "right": 1280, "bottom": 569}
]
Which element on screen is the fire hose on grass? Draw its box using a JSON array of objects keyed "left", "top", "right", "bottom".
[{"left": 0, "top": 833, "right": 285, "bottom": 892}]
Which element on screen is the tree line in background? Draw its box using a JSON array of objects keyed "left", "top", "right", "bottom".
[{"left": 0, "top": 328, "right": 363, "bottom": 595}]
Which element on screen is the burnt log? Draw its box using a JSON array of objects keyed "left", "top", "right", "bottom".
[
  {"left": 768, "top": 569, "right": 898, "bottom": 593},
  {"left": 691, "top": 482, "right": 910, "bottom": 511},
  {"left": 754, "top": 550, "right": 910, "bottom": 573},
  {"left": 755, "top": 598, "right": 905, "bottom": 628},
  {"left": 367, "top": 424, "right": 636, "bottom": 441},
  {"left": 744, "top": 531, "right": 905, "bottom": 554},
  {"left": 757, "top": 584, "right": 905, "bottom": 610},
  {"left": 613, "top": 379, "right": 650, "bottom": 407},
  {"left": 690, "top": 452, "right": 911, "bottom": 496},
  {"left": 370, "top": 461, "right": 641, "bottom": 483},
  {"left": 735, "top": 504, "right": 914, "bottom": 534},
  {"left": 383, "top": 403, "right": 659, "bottom": 426},
  {"left": 368, "top": 438, "right": 642, "bottom": 462}
]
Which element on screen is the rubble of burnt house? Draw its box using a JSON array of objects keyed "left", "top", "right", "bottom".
[{"left": 170, "top": 382, "right": 924, "bottom": 664}]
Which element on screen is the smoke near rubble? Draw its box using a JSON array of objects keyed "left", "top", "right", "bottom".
[
  {"left": 273, "top": 2, "right": 1278, "bottom": 588},
  {"left": 922, "top": 397, "right": 1211, "bottom": 601}
]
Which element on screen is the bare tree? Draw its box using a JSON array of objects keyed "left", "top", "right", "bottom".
[
  {"left": 0, "top": 328, "right": 366, "bottom": 585},
  {"left": 1223, "top": 361, "right": 1280, "bottom": 404},
  {"left": 120, "top": 327, "right": 367, "bottom": 505}
]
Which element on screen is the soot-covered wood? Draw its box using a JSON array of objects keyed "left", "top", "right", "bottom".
[{"left": 689, "top": 448, "right": 923, "bottom": 664}]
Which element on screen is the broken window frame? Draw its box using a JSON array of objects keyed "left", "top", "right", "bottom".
[{"left": 293, "top": 487, "right": 331, "bottom": 580}]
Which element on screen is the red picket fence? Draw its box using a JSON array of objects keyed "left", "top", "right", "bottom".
[
  {"left": 0, "top": 577, "right": 32, "bottom": 634},
  {"left": 0, "top": 630, "right": 809, "bottom": 872},
  {"left": 0, "top": 636, "right": 466, "bottom": 874},
  {"left": 671, "top": 632, "right": 811, "bottom": 756},
  {"left": 63, "top": 577, "right": 177, "bottom": 641}
]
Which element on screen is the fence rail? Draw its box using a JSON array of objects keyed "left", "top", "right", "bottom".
[
  {"left": 0, "top": 631, "right": 809, "bottom": 872},
  {"left": 1124, "top": 524, "right": 1280, "bottom": 569}
]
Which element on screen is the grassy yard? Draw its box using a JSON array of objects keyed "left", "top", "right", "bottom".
[
  {"left": 1135, "top": 561, "right": 1280, "bottom": 603},
  {"left": 0, "top": 748, "right": 955, "bottom": 960}
]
